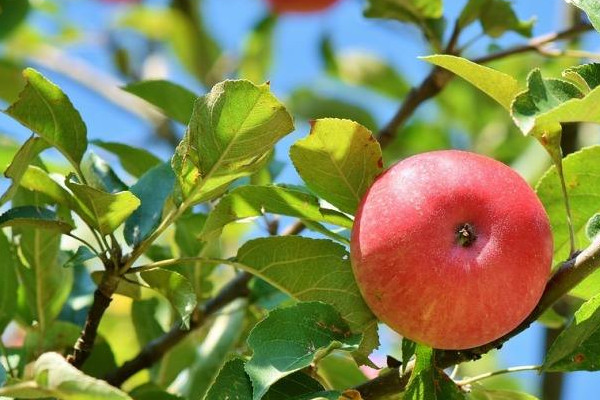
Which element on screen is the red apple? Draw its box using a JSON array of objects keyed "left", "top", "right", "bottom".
[
  {"left": 350, "top": 150, "right": 553, "bottom": 350},
  {"left": 266, "top": 0, "right": 339, "bottom": 14}
]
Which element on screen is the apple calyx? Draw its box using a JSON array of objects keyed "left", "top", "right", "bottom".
[{"left": 455, "top": 223, "right": 477, "bottom": 247}]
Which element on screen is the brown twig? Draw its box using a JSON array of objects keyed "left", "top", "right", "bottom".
[
  {"left": 376, "top": 23, "right": 593, "bottom": 148},
  {"left": 67, "top": 273, "right": 120, "bottom": 368}
]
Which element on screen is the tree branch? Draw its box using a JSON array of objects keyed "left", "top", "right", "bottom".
[
  {"left": 376, "top": 23, "right": 593, "bottom": 147},
  {"left": 104, "top": 271, "right": 252, "bottom": 387},
  {"left": 67, "top": 273, "right": 120, "bottom": 368},
  {"left": 355, "top": 236, "right": 600, "bottom": 398}
]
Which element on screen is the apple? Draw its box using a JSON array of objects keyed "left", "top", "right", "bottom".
[
  {"left": 266, "top": 0, "right": 339, "bottom": 14},
  {"left": 350, "top": 150, "right": 553, "bottom": 350}
]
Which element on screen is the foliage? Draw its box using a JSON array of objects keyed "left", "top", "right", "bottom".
[{"left": 0, "top": 0, "right": 599, "bottom": 399}]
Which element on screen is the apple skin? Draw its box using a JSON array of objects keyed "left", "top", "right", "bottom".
[
  {"left": 266, "top": 0, "right": 339, "bottom": 14},
  {"left": 350, "top": 150, "right": 553, "bottom": 350}
]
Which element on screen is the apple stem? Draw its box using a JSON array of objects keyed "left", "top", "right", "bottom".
[
  {"left": 455, "top": 223, "right": 477, "bottom": 247},
  {"left": 454, "top": 364, "right": 541, "bottom": 386}
]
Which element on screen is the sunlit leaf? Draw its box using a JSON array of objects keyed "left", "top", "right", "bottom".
[
  {"left": 423, "top": 55, "right": 520, "bottom": 110},
  {"left": 66, "top": 176, "right": 140, "bottom": 236},
  {"left": 4, "top": 68, "right": 87, "bottom": 169},
  {"left": 536, "top": 146, "right": 600, "bottom": 298},
  {"left": 172, "top": 80, "right": 293, "bottom": 205},
  {"left": 0, "top": 135, "right": 49, "bottom": 205},
  {"left": 123, "top": 80, "right": 198, "bottom": 125},
  {"left": 290, "top": 118, "right": 382, "bottom": 215},
  {"left": 201, "top": 185, "right": 352, "bottom": 240},
  {"left": 0, "top": 352, "right": 132, "bottom": 399}
]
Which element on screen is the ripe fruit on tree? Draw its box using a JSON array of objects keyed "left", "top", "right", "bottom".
[
  {"left": 350, "top": 150, "right": 553, "bottom": 350},
  {"left": 266, "top": 0, "right": 339, "bottom": 14}
]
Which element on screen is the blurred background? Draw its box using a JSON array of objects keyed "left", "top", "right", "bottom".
[{"left": 0, "top": 0, "right": 599, "bottom": 398}]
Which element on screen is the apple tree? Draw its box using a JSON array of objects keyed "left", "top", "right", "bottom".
[{"left": 0, "top": 0, "right": 599, "bottom": 399}]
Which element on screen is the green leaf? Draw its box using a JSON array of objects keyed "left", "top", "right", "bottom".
[
  {"left": 535, "top": 146, "right": 600, "bottom": 297},
  {"left": 543, "top": 293, "right": 600, "bottom": 371},
  {"left": 586, "top": 213, "right": 600, "bottom": 241},
  {"left": 18, "top": 229, "right": 73, "bottom": 333},
  {"left": 0, "top": 206, "right": 73, "bottom": 233},
  {"left": 537, "top": 307, "right": 567, "bottom": 329},
  {"left": 405, "top": 345, "right": 466, "bottom": 400},
  {"left": 172, "top": 80, "right": 293, "bottom": 205},
  {"left": 184, "top": 300, "right": 247, "bottom": 399},
  {"left": 4, "top": 68, "right": 87, "bottom": 169},
  {"left": 562, "top": 64, "right": 600, "bottom": 93},
  {"left": 459, "top": 0, "right": 534, "bottom": 37},
  {"left": 91, "top": 272, "right": 142, "bottom": 300},
  {"left": 322, "top": 41, "right": 409, "bottom": 100},
  {"left": 0, "top": 232, "right": 17, "bottom": 333},
  {"left": 468, "top": 388, "right": 539, "bottom": 399},
  {"left": 402, "top": 338, "right": 417, "bottom": 374},
  {"left": 206, "top": 358, "right": 339, "bottom": 400},
  {"left": 235, "top": 236, "right": 377, "bottom": 355},
  {"left": 511, "top": 69, "right": 583, "bottom": 135},
  {"left": 124, "top": 163, "right": 175, "bottom": 247},
  {"left": 317, "top": 352, "right": 367, "bottom": 389},
  {"left": 480, "top": 0, "right": 534, "bottom": 38},
  {"left": 91, "top": 140, "right": 162, "bottom": 178},
  {"left": 0, "top": 58, "right": 26, "bottom": 103},
  {"left": 364, "top": 0, "right": 442, "bottom": 21},
  {"left": 175, "top": 212, "right": 207, "bottom": 257},
  {"left": 0, "top": 0, "right": 30, "bottom": 39},
  {"left": 140, "top": 269, "right": 197, "bottom": 328},
  {"left": 287, "top": 89, "right": 378, "bottom": 132},
  {"left": 422, "top": 55, "right": 520, "bottom": 110},
  {"left": 364, "top": 0, "right": 444, "bottom": 46},
  {"left": 130, "top": 384, "right": 184, "bottom": 400},
  {"left": 19, "top": 166, "right": 77, "bottom": 209},
  {"left": 290, "top": 118, "right": 382, "bottom": 215},
  {"left": 566, "top": 0, "right": 600, "bottom": 32},
  {"left": 240, "top": 15, "right": 276, "bottom": 84},
  {"left": 122, "top": 80, "right": 198, "bottom": 125},
  {"left": 0, "top": 135, "right": 49, "bottom": 206},
  {"left": 81, "top": 152, "right": 128, "bottom": 194},
  {"left": 245, "top": 302, "right": 359, "bottom": 400},
  {"left": 63, "top": 246, "right": 96, "bottom": 269},
  {"left": 66, "top": 176, "right": 140, "bottom": 236},
  {"left": 131, "top": 298, "right": 165, "bottom": 347},
  {"left": 0, "top": 362, "right": 5, "bottom": 388},
  {"left": 205, "top": 358, "right": 254, "bottom": 400},
  {"left": 0, "top": 352, "right": 132, "bottom": 399},
  {"left": 201, "top": 185, "right": 352, "bottom": 240}
]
